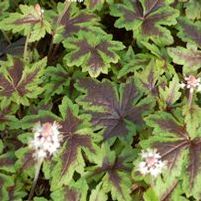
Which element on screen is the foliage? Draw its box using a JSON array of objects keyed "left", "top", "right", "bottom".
[{"left": 0, "top": 0, "right": 201, "bottom": 200}]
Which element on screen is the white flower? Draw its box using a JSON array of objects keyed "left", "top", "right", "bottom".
[
  {"left": 138, "top": 149, "right": 166, "bottom": 177},
  {"left": 30, "top": 121, "right": 62, "bottom": 161},
  {"left": 180, "top": 75, "right": 201, "bottom": 93}
]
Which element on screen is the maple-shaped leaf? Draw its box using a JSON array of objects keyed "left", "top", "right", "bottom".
[
  {"left": 76, "top": 78, "right": 152, "bottom": 141},
  {"left": 110, "top": 0, "right": 179, "bottom": 45},
  {"left": 0, "top": 1, "right": 9, "bottom": 21},
  {"left": 0, "top": 4, "right": 51, "bottom": 42},
  {"left": 41, "top": 97, "right": 95, "bottom": 188},
  {"left": 168, "top": 44, "right": 201, "bottom": 73},
  {"left": 140, "top": 111, "right": 201, "bottom": 200},
  {"left": 0, "top": 56, "right": 47, "bottom": 107},
  {"left": 51, "top": 179, "right": 88, "bottom": 201},
  {"left": 184, "top": 0, "right": 201, "bottom": 20},
  {"left": 177, "top": 18, "right": 201, "bottom": 48},
  {"left": 88, "top": 144, "right": 134, "bottom": 201},
  {"left": 63, "top": 31, "right": 125, "bottom": 77},
  {"left": 47, "top": 3, "right": 100, "bottom": 43}
]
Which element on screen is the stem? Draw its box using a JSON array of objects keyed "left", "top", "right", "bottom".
[
  {"left": 1, "top": 30, "right": 11, "bottom": 44},
  {"left": 28, "top": 159, "right": 43, "bottom": 201},
  {"left": 188, "top": 89, "right": 194, "bottom": 109},
  {"left": 23, "top": 31, "right": 31, "bottom": 62}
]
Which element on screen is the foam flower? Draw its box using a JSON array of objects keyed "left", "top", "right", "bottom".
[
  {"left": 180, "top": 75, "right": 201, "bottom": 93},
  {"left": 138, "top": 149, "right": 166, "bottom": 177},
  {"left": 30, "top": 121, "right": 62, "bottom": 161}
]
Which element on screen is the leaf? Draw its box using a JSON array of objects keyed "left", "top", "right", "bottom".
[
  {"left": 110, "top": 0, "right": 179, "bottom": 45},
  {"left": 0, "top": 57, "right": 47, "bottom": 107},
  {"left": 0, "top": 4, "right": 51, "bottom": 42},
  {"left": 168, "top": 44, "right": 201, "bottom": 73},
  {"left": 158, "top": 74, "right": 181, "bottom": 109},
  {"left": 44, "top": 65, "right": 69, "bottom": 98},
  {"left": 63, "top": 31, "right": 125, "bottom": 77},
  {"left": 0, "top": 173, "right": 14, "bottom": 200},
  {"left": 50, "top": 97, "right": 95, "bottom": 187},
  {"left": 49, "top": 3, "right": 100, "bottom": 43},
  {"left": 0, "top": 38, "right": 25, "bottom": 60},
  {"left": 76, "top": 78, "right": 152, "bottom": 141},
  {"left": 177, "top": 18, "right": 201, "bottom": 48},
  {"left": 136, "top": 58, "right": 164, "bottom": 96},
  {"left": 51, "top": 179, "right": 88, "bottom": 201},
  {"left": 141, "top": 111, "right": 201, "bottom": 199},
  {"left": 89, "top": 183, "right": 108, "bottom": 201},
  {"left": 0, "top": 106, "right": 18, "bottom": 130},
  {"left": 89, "top": 144, "right": 134, "bottom": 201},
  {"left": 185, "top": 0, "right": 201, "bottom": 20}
]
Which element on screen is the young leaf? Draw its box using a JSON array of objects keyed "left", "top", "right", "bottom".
[
  {"left": 178, "top": 18, "right": 201, "bottom": 48},
  {"left": 110, "top": 0, "right": 179, "bottom": 45},
  {"left": 76, "top": 78, "right": 152, "bottom": 141},
  {"left": 63, "top": 31, "right": 125, "bottom": 77},
  {"left": 0, "top": 57, "right": 47, "bottom": 107},
  {"left": 158, "top": 75, "right": 181, "bottom": 109}
]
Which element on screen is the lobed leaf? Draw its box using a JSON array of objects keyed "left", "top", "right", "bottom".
[
  {"left": 63, "top": 31, "right": 125, "bottom": 77},
  {"left": 76, "top": 78, "right": 152, "bottom": 141},
  {"left": 110, "top": 0, "right": 179, "bottom": 45}
]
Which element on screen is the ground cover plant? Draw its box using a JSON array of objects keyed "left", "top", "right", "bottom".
[{"left": 0, "top": 0, "right": 201, "bottom": 200}]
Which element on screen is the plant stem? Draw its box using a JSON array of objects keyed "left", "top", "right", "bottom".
[
  {"left": 23, "top": 31, "right": 31, "bottom": 62},
  {"left": 188, "top": 89, "right": 194, "bottom": 109},
  {"left": 28, "top": 159, "right": 43, "bottom": 201},
  {"left": 1, "top": 30, "right": 11, "bottom": 44}
]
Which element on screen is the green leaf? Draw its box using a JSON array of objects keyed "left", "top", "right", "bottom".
[
  {"left": 0, "top": 56, "right": 47, "bottom": 107},
  {"left": 88, "top": 144, "right": 134, "bottom": 201},
  {"left": 51, "top": 179, "right": 88, "bottom": 201},
  {"left": 110, "top": 0, "right": 179, "bottom": 46},
  {"left": 63, "top": 31, "right": 125, "bottom": 77},
  {"left": 0, "top": 4, "right": 51, "bottom": 42},
  {"left": 46, "top": 2, "right": 101, "bottom": 43},
  {"left": 48, "top": 97, "right": 96, "bottom": 188},
  {"left": 177, "top": 18, "right": 201, "bottom": 48},
  {"left": 185, "top": 0, "right": 201, "bottom": 20},
  {"left": 168, "top": 44, "right": 201, "bottom": 74},
  {"left": 158, "top": 74, "right": 181, "bottom": 109}
]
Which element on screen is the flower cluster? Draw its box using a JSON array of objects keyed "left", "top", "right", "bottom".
[
  {"left": 30, "top": 121, "right": 62, "bottom": 161},
  {"left": 180, "top": 75, "right": 201, "bottom": 93},
  {"left": 138, "top": 149, "right": 166, "bottom": 177}
]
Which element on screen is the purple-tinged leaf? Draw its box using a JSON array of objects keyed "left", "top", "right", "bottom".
[
  {"left": 59, "top": 108, "right": 94, "bottom": 175},
  {"left": 168, "top": 45, "right": 201, "bottom": 72},
  {"left": 110, "top": 0, "right": 179, "bottom": 45},
  {"left": 178, "top": 18, "right": 201, "bottom": 48},
  {"left": 77, "top": 78, "right": 151, "bottom": 140},
  {"left": 0, "top": 57, "right": 46, "bottom": 107},
  {"left": 63, "top": 32, "right": 124, "bottom": 77}
]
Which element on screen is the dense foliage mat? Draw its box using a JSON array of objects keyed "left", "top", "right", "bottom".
[{"left": 0, "top": 0, "right": 201, "bottom": 200}]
